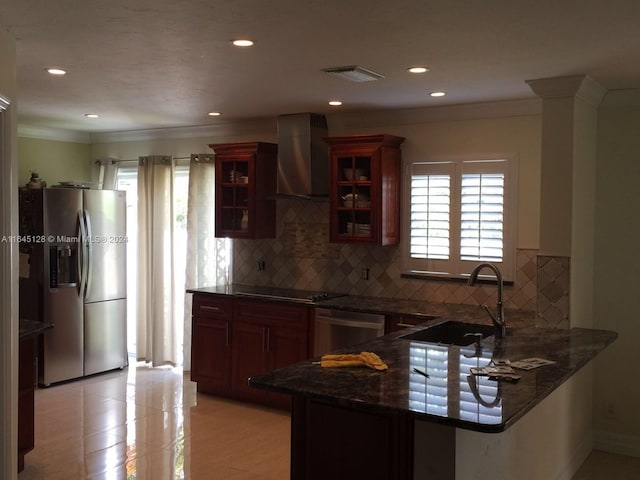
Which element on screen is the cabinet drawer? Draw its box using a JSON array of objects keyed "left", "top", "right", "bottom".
[
  {"left": 193, "top": 295, "right": 232, "bottom": 320},
  {"left": 235, "top": 300, "right": 309, "bottom": 330}
]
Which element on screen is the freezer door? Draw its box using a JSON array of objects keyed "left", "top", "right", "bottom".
[
  {"left": 39, "top": 286, "right": 84, "bottom": 385},
  {"left": 82, "top": 190, "right": 127, "bottom": 303},
  {"left": 84, "top": 298, "right": 128, "bottom": 376},
  {"left": 40, "top": 188, "right": 84, "bottom": 385}
]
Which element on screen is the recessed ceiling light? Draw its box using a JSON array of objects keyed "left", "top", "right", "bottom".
[
  {"left": 328, "top": 100, "right": 342, "bottom": 106},
  {"left": 430, "top": 91, "right": 446, "bottom": 97},
  {"left": 208, "top": 112, "right": 221, "bottom": 116},
  {"left": 84, "top": 113, "right": 99, "bottom": 118},
  {"left": 46, "top": 68, "right": 67, "bottom": 75},
  {"left": 407, "top": 66, "right": 429, "bottom": 74},
  {"left": 232, "top": 39, "right": 254, "bottom": 47}
]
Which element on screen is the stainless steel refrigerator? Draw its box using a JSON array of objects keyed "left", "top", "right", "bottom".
[{"left": 19, "top": 188, "right": 128, "bottom": 386}]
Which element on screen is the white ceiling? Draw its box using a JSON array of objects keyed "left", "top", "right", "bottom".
[{"left": 1, "top": 0, "right": 640, "bottom": 134}]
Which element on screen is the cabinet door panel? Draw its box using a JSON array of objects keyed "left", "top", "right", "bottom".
[
  {"left": 231, "top": 321, "right": 270, "bottom": 402},
  {"left": 327, "top": 134, "right": 403, "bottom": 245},
  {"left": 268, "top": 326, "right": 308, "bottom": 409},
  {"left": 191, "top": 316, "right": 231, "bottom": 392},
  {"left": 271, "top": 327, "right": 308, "bottom": 370},
  {"left": 210, "top": 142, "right": 277, "bottom": 239}
]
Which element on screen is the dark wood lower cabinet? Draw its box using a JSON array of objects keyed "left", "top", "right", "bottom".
[
  {"left": 191, "top": 294, "right": 310, "bottom": 409},
  {"left": 232, "top": 300, "right": 309, "bottom": 409},
  {"left": 191, "top": 295, "right": 233, "bottom": 395},
  {"left": 291, "top": 396, "right": 414, "bottom": 480},
  {"left": 230, "top": 319, "right": 270, "bottom": 402},
  {"left": 18, "top": 337, "right": 36, "bottom": 472}
]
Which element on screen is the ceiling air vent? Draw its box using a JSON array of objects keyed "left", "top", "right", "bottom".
[{"left": 322, "top": 65, "right": 384, "bottom": 82}]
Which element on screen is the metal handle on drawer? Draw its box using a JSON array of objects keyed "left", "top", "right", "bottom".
[
  {"left": 225, "top": 322, "right": 230, "bottom": 347},
  {"left": 396, "top": 322, "right": 415, "bottom": 328},
  {"left": 200, "top": 305, "right": 221, "bottom": 312}
]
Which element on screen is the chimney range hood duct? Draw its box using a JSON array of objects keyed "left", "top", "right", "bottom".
[{"left": 276, "top": 113, "right": 329, "bottom": 199}]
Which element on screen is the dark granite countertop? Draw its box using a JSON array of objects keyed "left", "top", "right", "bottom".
[
  {"left": 187, "top": 284, "right": 340, "bottom": 305},
  {"left": 187, "top": 285, "right": 535, "bottom": 327},
  {"left": 249, "top": 324, "right": 617, "bottom": 433},
  {"left": 19, "top": 319, "right": 53, "bottom": 340}
]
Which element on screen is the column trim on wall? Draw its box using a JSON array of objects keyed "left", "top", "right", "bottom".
[{"left": 526, "top": 74, "right": 607, "bottom": 106}]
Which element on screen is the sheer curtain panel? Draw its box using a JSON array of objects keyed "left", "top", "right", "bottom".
[
  {"left": 137, "top": 155, "right": 178, "bottom": 366},
  {"left": 102, "top": 159, "right": 119, "bottom": 190},
  {"left": 183, "top": 153, "right": 230, "bottom": 370},
  {"left": 94, "top": 158, "right": 119, "bottom": 189}
]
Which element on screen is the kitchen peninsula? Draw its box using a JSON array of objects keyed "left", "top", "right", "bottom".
[
  {"left": 249, "top": 316, "right": 616, "bottom": 480},
  {"left": 188, "top": 285, "right": 616, "bottom": 479}
]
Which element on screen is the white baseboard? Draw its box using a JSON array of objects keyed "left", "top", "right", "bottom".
[{"left": 594, "top": 430, "right": 640, "bottom": 458}]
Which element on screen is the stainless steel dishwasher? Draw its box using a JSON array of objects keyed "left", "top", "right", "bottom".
[{"left": 313, "top": 308, "right": 385, "bottom": 357}]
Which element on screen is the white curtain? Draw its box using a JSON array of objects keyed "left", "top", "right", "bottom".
[
  {"left": 183, "top": 153, "right": 230, "bottom": 370},
  {"left": 137, "top": 155, "right": 178, "bottom": 366},
  {"left": 102, "top": 160, "right": 119, "bottom": 190},
  {"left": 94, "top": 158, "right": 119, "bottom": 189}
]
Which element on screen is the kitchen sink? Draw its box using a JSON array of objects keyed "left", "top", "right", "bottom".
[{"left": 400, "top": 320, "right": 494, "bottom": 346}]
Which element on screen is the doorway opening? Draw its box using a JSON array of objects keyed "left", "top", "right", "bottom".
[{"left": 116, "top": 162, "right": 190, "bottom": 361}]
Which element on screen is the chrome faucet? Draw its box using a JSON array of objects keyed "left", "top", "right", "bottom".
[{"left": 467, "top": 263, "right": 506, "bottom": 346}]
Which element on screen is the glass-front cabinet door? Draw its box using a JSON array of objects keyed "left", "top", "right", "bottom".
[
  {"left": 326, "top": 135, "right": 404, "bottom": 245},
  {"left": 211, "top": 142, "right": 277, "bottom": 239},
  {"left": 335, "top": 154, "right": 373, "bottom": 239}
]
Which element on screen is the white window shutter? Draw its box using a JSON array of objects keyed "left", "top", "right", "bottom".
[
  {"left": 403, "top": 157, "right": 515, "bottom": 280},
  {"left": 460, "top": 173, "right": 504, "bottom": 262},
  {"left": 410, "top": 174, "right": 451, "bottom": 260}
]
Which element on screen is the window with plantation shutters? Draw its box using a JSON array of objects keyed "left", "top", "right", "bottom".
[{"left": 403, "top": 157, "right": 515, "bottom": 281}]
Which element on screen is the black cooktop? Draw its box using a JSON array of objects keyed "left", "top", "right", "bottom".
[{"left": 232, "top": 285, "right": 345, "bottom": 303}]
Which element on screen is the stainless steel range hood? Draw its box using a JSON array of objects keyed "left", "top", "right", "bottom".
[{"left": 276, "top": 113, "right": 329, "bottom": 199}]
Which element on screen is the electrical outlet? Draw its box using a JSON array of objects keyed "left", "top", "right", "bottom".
[
  {"left": 361, "top": 268, "right": 369, "bottom": 280},
  {"left": 257, "top": 260, "right": 266, "bottom": 271}
]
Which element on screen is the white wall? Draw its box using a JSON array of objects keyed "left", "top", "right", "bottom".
[
  {"left": 453, "top": 367, "right": 593, "bottom": 480},
  {"left": 593, "top": 93, "right": 640, "bottom": 455}
]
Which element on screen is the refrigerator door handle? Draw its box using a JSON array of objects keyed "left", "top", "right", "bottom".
[
  {"left": 84, "top": 209, "right": 93, "bottom": 299},
  {"left": 78, "top": 211, "right": 88, "bottom": 297}
]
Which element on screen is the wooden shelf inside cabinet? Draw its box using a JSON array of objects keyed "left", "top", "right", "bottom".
[
  {"left": 326, "top": 134, "right": 404, "bottom": 245},
  {"left": 210, "top": 142, "right": 277, "bottom": 239}
]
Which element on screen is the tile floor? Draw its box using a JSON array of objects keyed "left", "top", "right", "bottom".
[
  {"left": 18, "top": 362, "right": 290, "bottom": 479},
  {"left": 17, "top": 362, "right": 638, "bottom": 479}
]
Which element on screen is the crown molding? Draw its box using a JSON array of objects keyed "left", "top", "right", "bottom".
[
  {"left": 326, "top": 98, "right": 541, "bottom": 131},
  {"left": 17, "top": 124, "right": 91, "bottom": 143},
  {"left": 600, "top": 88, "right": 640, "bottom": 108},
  {"left": 18, "top": 98, "right": 543, "bottom": 146},
  {"left": 89, "top": 118, "right": 277, "bottom": 144}
]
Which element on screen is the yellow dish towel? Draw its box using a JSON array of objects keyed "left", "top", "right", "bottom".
[{"left": 319, "top": 352, "right": 388, "bottom": 371}]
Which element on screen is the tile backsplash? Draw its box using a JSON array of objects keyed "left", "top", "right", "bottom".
[
  {"left": 233, "top": 199, "right": 539, "bottom": 312},
  {"left": 536, "top": 255, "right": 570, "bottom": 328}
]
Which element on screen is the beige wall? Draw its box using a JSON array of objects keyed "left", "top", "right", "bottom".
[
  {"left": 17, "top": 137, "right": 91, "bottom": 186},
  {"left": 593, "top": 96, "right": 640, "bottom": 452}
]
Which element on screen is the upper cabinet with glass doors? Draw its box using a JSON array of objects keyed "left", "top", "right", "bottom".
[
  {"left": 209, "top": 142, "right": 277, "bottom": 239},
  {"left": 325, "top": 134, "right": 404, "bottom": 245}
]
